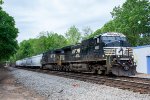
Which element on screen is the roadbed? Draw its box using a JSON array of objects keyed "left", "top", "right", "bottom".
[{"left": 10, "top": 67, "right": 150, "bottom": 100}]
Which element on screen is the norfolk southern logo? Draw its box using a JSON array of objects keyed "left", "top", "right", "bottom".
[{"left": 119, "top": 48, "right": 123, "bottom": 53}]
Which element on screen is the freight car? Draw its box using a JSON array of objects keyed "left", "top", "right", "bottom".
[
  {"left": 16, "top": 54, "right": 43, "bottom": 68},
  {"left": 16, "top": 32, "right": 136, "bottom": 76}
]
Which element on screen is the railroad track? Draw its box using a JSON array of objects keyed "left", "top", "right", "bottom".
[{"left": 12, "top": 67, "right": 150, "bottom": 94}]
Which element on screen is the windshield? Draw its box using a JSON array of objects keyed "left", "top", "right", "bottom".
[{"left": 102, "top": 36, "right": 126, "bottom": 43}]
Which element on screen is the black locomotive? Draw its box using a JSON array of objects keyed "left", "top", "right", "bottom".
[{"left": 41, "top": 32, "right": 136, "bottom": 76}]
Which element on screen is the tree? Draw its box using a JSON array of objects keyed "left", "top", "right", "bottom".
[
  {"left": 17, "top": 40, "right": 33, "bottom": 59},
  {"left": 138, "top": 36, "right": 150, "bottom": 45},
  {"left": 12, "top": 31, "right": 68, "bottom": 60},
  {"left": 90, "top": 0, "right": 150, "bottom": 46},
  {"left": 110, "top": 0, "right": 150, "bottom": 46},
  {"left": 0, "top": 2, "right": 18, "bottom": 61},
  {"left": 35, "top": 31, "right": 67, "bottom": 52},
  {"left": 46, "top": 32, "right": 68, "bottom": 50},
  {"left": 88, "top": 28, "right": 102, "bottom": 38},
  {"left": 101, "top": 20, "right": 117, "bottom": 33},
  {"left": 36, "top": 32, "right": 48, "bottom": 53},
  {"left": 82, "top": 26, "right": 93, "bottom": 40},
  {"left": 0, "top": 0, "right": 3, "bottom": 5},
  {"left": 65, "top": 26, "right": 81, "bottom": 45}
]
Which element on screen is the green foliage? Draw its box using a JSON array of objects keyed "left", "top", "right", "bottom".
[
  {"left": 11, "top": 26, "right": 93, "bottom": 61},
  {"left": 46, "top": 32, "right": 68, "bottom": 50},
  {"left": 12, "top": 32, "right": 68, "bottom": 60},
  {"left": 90, "top": 0, "right": 150, "bottom": 46},
  {"left": 110, "top": 0, "right": 150, "bottom": 46},
  {"left": 14, "top": 40, "right": 33, "bottom": 60},
  {"left": 0, "top": 5, "right": 18, "bottom": 61},
  {"left": 138, "top": 36, "right": 150, "bottom": 45},
  {"left": 0, "top": 0, "right": 3, "bottom": 5},
  {"left": 65, "top": 26, "right": 81, "bottom": 45},
  {"left": 82, "top": 27, "right": 93, "bottom": 40},
  {"left": 90, "top": 28, "right": 102, "bottom": 38},
  {"left": 34, "top": 31, "right": 68, "bottom": 53},
  {"left": 101, "top": 20, "right": 116, "bottom": 33}
]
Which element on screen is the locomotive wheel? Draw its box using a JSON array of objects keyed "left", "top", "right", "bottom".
[
  {"left": 62, "top": 66, "right": 65, "bottom": 71},
  {"left": 40, "top": 66, "right": 43, "bottom": 69},
  {"left": 97, "top": 69, "right": 102, "bottom": 75},
  {"left": 67, "top": 67, "right": 69, "bottom": 71}
]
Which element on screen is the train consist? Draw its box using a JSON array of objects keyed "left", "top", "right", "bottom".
[{"left": 16, "top": 32, "right": 136, "bottom": 76}]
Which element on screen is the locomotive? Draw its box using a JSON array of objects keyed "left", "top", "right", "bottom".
[{"left": 16, "top": 32, "right": 136, "bottom": 76}]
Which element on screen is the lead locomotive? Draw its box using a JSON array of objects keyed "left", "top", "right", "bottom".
[
  {"left": 16, "top": 32, "right": 136, "bottom": 76},
  {"left": 40, "top": 32, "right": 136, "bottom": 76}
]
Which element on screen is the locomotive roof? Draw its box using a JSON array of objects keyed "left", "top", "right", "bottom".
[
  {"left": 61, "top": 45, "right": 73, "bottom": 49},
  {"left": 101, "top": 32, "right": 126, "bottom": 37},
  {"left": 55, "top": 49, "right": 63, "bottom": 52},
  {"left": 71, "top": 44, "right": 81, "bottom": 48}
]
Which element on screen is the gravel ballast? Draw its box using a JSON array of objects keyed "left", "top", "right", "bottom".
[{"left": 10, "top": 68, "right": 150, "bottom": 100}]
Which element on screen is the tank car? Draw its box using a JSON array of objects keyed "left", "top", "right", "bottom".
[
  {"left": 16, "top": 54, "right": 43, "bottom": 68},
  {"left": 41, "top": 32, "right": 136, "bottom": 76},
  {"left": 26, "top": 54, "right": 43, "bottom": 68},
  {"left": 16, "top": 60, "right": 22, "bottom": 67}
]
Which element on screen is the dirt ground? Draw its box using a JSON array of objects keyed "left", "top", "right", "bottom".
[
  {"left": 132, "top": 73, "right": 150, "bottom": 79},
  {"left": 0, "top": 66, "right": 47, "bottom": 100}
]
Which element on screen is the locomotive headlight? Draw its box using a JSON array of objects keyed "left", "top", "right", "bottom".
[{"left": 131, "top": 55, "right": 134, "bottom": 58}]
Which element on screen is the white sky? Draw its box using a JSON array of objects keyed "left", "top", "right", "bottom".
[{"left": 2, "top": 0, "right": 126, "bottom": 42}]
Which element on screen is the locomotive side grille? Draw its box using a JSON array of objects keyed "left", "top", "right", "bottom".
[
  {"left": 104, "top": 48, "right": 116, "bottom": 55},
  {"left": 104, "top": 47, "right": 133, "bottom": 56},
  {"left": 125, "top": 48, "right": 133, "bottom": 56}
]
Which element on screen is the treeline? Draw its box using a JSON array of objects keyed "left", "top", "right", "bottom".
[
  {"left": 10, "top": 0, "right": 150, "bottom": 62},
  {"left": 10, "top": 26, "right": 92, "bottom": 61}
]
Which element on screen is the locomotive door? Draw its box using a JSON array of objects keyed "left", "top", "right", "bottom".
[
  {"left": 55, "top": 50, "right": 64, "bottom": 66},
  {"left": 56, "top": 54, "right": 61, "bottom": 65}
]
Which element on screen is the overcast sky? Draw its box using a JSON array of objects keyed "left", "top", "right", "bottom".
[{"left": 2, "top": 0, "right": 126, "bottom": 42}]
